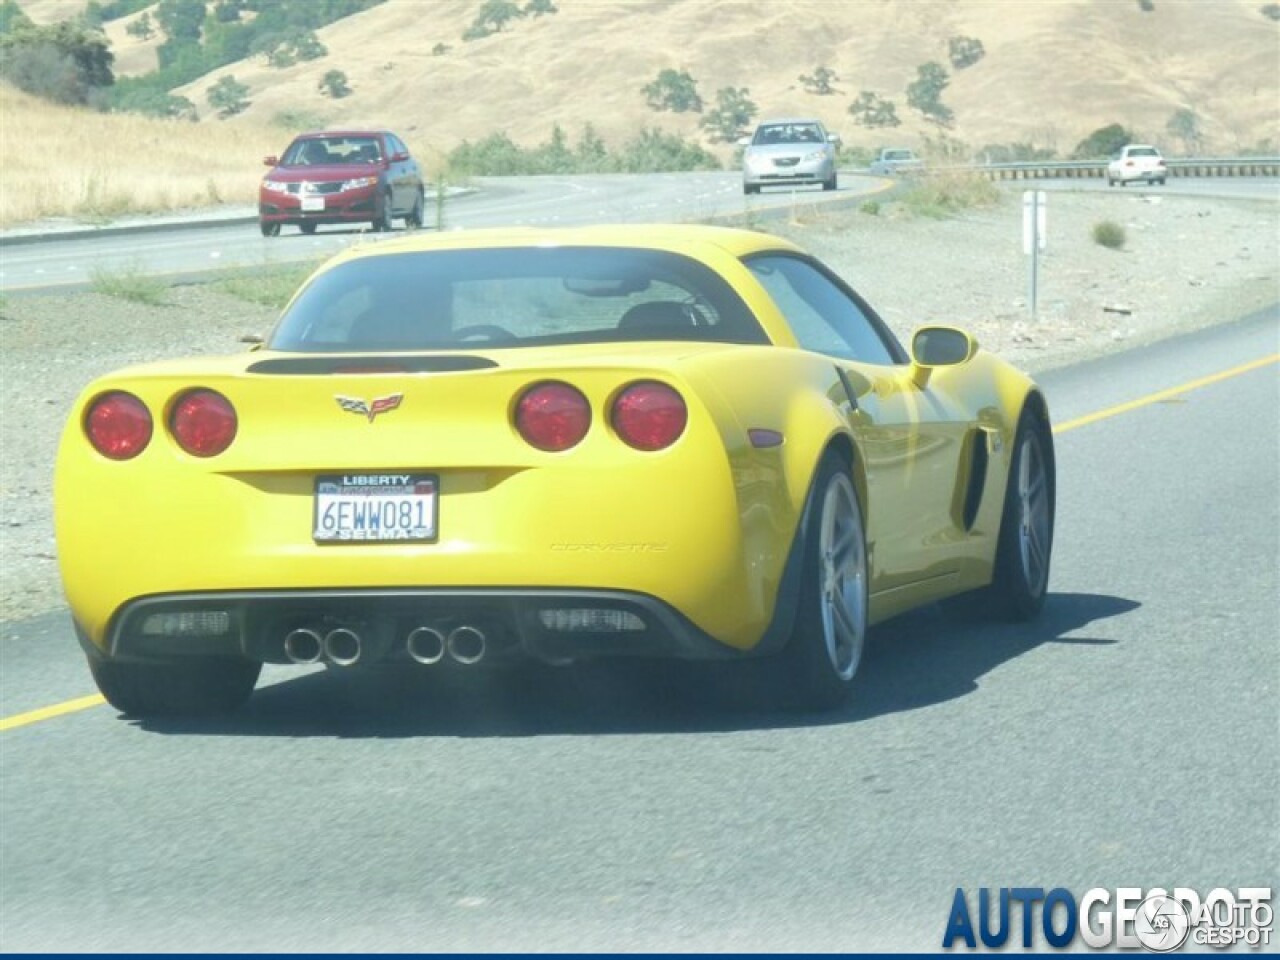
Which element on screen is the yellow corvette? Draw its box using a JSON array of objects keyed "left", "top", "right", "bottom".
[{"left": 55, "top": 225, "right": 1055, "bottom": 716}]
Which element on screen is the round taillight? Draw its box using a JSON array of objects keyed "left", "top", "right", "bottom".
[
  {"left": 611, "top": 381, "right": 687, "bottom": 451},
  {"left": 171, "top": 389, "right": 237, "bottom": 457},
  {"left": 515, "top": 382, "right": 591, "bottom": 452},
  {"left": 85, "top": 391, "right": 152, "bottom": 460}
]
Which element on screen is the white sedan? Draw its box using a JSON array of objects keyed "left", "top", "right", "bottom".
[{"left": 1107, "top": 144, "right": 1168, "bottom": 186}]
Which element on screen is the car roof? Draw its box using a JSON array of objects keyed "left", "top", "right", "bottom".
[
  {"left": 296, "top": 129, "right": 392, "bottom": 139},
  {"left": 322, "top": 224, "right": 805, "bottom": 270},
  {"left": 756, "top": 117, "right": 826, "bottom": 127},
  {"left": 1122, "top": 144, "right": 1160, "bottom": 151}
]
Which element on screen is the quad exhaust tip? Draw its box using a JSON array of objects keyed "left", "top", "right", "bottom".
[
  {"left": 283, "top": 627, "right": 323, "bottom": 665},
  {"left": 323, "top": 627, "right": 362, "bottom": 667},
  {"left": 447, "top": 625, "right": 486, "bottom": 665},
  {"left": 406, "top": 626, "right": 447, "bottom": 665}
]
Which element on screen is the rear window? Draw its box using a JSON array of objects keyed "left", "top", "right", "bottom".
[
  {"left": 268, "top": 247, "right": 768, "bottom": 352},
  {"left": 1127, "top": 147, "right": 1160, "bottom": 157}
]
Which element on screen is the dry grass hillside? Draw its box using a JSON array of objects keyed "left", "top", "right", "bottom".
[{"left": 158, "top": 0, "right": 1278, "bottom": 157}]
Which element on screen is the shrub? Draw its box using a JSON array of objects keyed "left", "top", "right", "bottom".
[
  {"left": 700, "top": 86, "right": 757, "bottom": 142},
  {"left": 859, "top": 200, "right": 880, "bottom": 216},
  {"left": 271, "top": 108, "right": 327, "bottom": 129},
  {"left": 848, "top": 90, "right": 900, "bottom": 128},
  {"left": 524, "top": 0, "right": 556, "bottom": 14},
  {"left": 976, "top": 142, "right": 1057, "bottom": 163},
  {"left": 1137, "top": 0, "right": 1154, "bottom": 10},
  {"left": 207, "top": 74, "right": 250, "bottom": 117},
  {"left": 1165, "top": 107, "right": 1202, "bottom": 153},
  {"left": 1092, "top": 220, "right": 1126, "bottom": 249},
  {"left": 947, "top": 36, "right": 985, "bottom": 70},
  {"left": 0, "top": 0, "right": 33, "bottom": 33},
  {"left": 899, "top": 171, "right": 999, "bottom": 219},
  {"left": 431, "top": 41, "right": 450, "bottom": 55},
  {"left": 1263, "top": 3, "right": 1280, "bottom": 19},
  {"left": 615, "top": 128, "right": 720, "bottom": 173},
  {"left": 112, "top": 85, "right": 196, "bottom": 118},
  {"left": 90, "top": 263, "right": 167, "bottom": 305},
  {"left": 798, "top": 66, "right": 838, "bottom": 95},
  {"left": 643, "top": 68, "right": 702, "bottom": 113},
  {"left": 319, "top": 69, "right": 350, "bottom": 98},
  {"left": 125, "top": 12, "right": 154, "bottom": 40},
  {"left": 1073, "top": 123, "right": 1135, "bottom": 159}
]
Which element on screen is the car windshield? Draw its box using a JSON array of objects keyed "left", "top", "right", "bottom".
[
  {"left": 268, "top": 247, "right": 768, "bottom": 352},
  {"left": 752, "top": 123, "right": 825, "bottom": 146},
  {"left": 282, "top": 136, "right": 382, "bottom": 166}
]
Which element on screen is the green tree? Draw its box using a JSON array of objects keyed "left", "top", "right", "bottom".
[
  {"left": 642, "top": 68, "right": 702, "bottom": 113},
  {"left": 947, "top": 35, "right": 985, "bottom": 70},
  {"left": 0, "top": 20, "right": 115, "bottom": 103},
  {"left": 574, "top": 123, "right": 609, "bottom": 172},
  {"left": 318, "top": 68, "right": 350, "bottom": 98},
  {"left": 431, "top": 41, "right": 450, "bottom": 55},
  {"left": 848, "top": 90, "right": 900, "bottom": 128},
  {"left": 524, "top": 0, "right": 556, "bottom": 14},
  {"left": 906, "top": 61, "right": 953, "bottom": 126},
  {"left": 463, "top": 0, "right": 522, "bottom": 39},
  {"left": 1165, "top": 107, "right": 1201, "bottom": 154},
  {"left": 125, "top": 12, "right": 155, "bottom": 39},
  {"left": 0, "top": 0, "right": 34, "bottom": 33},
  {"left": 112, "top": 85, "right": 196, "bottom": 118},
  {"left": 207, "top": 74, "right": 250, "bottom": 116},
  {"left": 155, "top": 0, "right": 205, "bottom": 43},
  {"left": 213, "top": 0, "right": 244, "bottom": 21},
  {"left": 700, "top": 86, "right": 757, "bottom": 142},
  {"left": 1072, "top": 123, "right": 1135, "bottom": 159},
  {"left": 798, "top": 65, "right": 838, "bottom": 95}
]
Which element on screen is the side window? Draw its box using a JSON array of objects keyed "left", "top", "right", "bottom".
[
  {"left": 746, "top": 255, "right": 897, "bottom": 365},
  {"left": 390, "top": 135, "right": 408, "bottom": 159}
]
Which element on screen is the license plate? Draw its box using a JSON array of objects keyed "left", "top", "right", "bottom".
[
  {"left": 301, "top": 196, "right": 325, "bottom": 212},
  {"left": 313, "top": 473, "right": 437, "bottom": 543}
]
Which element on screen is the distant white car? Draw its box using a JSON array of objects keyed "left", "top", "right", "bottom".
[
  {"left": 1107, "top": 144, "right": 1167, "bottom": 186},
  {"left": 869, "top": 148, "right": 924, "bottom": 177}
]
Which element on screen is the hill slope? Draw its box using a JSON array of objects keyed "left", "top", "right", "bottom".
[{"left": 155, "top": 0, "right": 1279, "bottom": 157}]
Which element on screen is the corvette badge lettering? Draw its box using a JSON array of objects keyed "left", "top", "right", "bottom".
[{"left": 336, "top": 393, "right": 403, "bottom": 422}]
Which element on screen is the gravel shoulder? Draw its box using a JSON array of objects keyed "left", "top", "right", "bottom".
[{"left": 2, "top": 189, "right": 1277, "bottom": 623}]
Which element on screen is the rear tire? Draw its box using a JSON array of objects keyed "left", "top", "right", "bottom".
[
  {"left": 88, "top": 656, "right": 260, "bottom": 718},
  {"left": 771, "top": 452, "right": 867, "bottom": 710},
  {"left": 985, "top": 407, "right": 1055, "bottom": 620}
]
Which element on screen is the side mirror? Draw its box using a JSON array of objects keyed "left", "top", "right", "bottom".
[
  {"left": 909, "top": 326, "right": 977, "bottom": 387},
  {"left": 736, "top": 136, "right": 751, "bottom": 148},
  {"left": 390, "top": 151, "right": 409, "bottom": 163},
  {"left": 827, "top": 133, "right": 841, "bottom": 145},
  {"left": 263, "top": 155, "right": 279, "bottom": 167}
]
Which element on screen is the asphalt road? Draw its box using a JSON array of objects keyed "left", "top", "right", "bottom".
[
  {"left": 2, "top": 172, "right": 1274, "bottom": 293},
  {"left": 0, "top": 171, "right": 886, "bottom": 293},
  {"left": 1, "top": 308, "right": 1276, "bottom": 951}
]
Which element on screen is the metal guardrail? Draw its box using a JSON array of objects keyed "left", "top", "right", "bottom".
[{"left": 972, "top": 157, "right": 1280, "bottom": 180}]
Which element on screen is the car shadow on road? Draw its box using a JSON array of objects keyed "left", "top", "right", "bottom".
[{"left": 135, "top": 591, "right": 1137, "bottom": 739}]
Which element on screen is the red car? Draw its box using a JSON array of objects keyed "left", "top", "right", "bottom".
[{"left": 258, "top": 129, "right": 425, "bottom": 237}]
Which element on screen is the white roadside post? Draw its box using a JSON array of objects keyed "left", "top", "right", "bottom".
[{"left": 1022, "top": 189, "right": 1047, "bottom": 320}]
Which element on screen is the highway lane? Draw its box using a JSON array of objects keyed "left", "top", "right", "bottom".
[
  {"left": 5, "top": 171, "right": 1271, "bottom": 293},
  {"left": 1, "top": 308, "right": 1275, "bottom": 951},
  {"left": 0, "top": 171, "right": 887, "bottom": 293}
]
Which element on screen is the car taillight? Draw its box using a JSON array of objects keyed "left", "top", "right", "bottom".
[
  {"left": 611, "top": 381, "right": 687, "bottom": 451},
  {"left": 515, "top": 382, "right": 591, "bottom": 451},
  {"left": 85, "top": 391, "right": 152, "bottom": 460},
  {"left": 171, "top": 389, "right": 237, "bottom": 457}
]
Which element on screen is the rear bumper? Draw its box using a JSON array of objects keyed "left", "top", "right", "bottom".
[{"left": 94, "top": 587, "right": 757, "bottom": 666}]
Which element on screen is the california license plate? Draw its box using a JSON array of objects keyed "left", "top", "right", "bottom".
[
  {"left": 313, "top": 473, "right": 437, "bottom": 543},
  {"left": 301, "top": 196, "right": 325, "bottom": 212}
]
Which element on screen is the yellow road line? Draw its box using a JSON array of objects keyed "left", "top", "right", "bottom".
[
  {"left": 0, "top": 694, "right": 106, "bottom": 732},
  {"left": 3, "top": 352, "right": 1278, "bottom": 732},
  {"left": 1054, "top": 354, "right": 1279, "bottom": 435}
]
